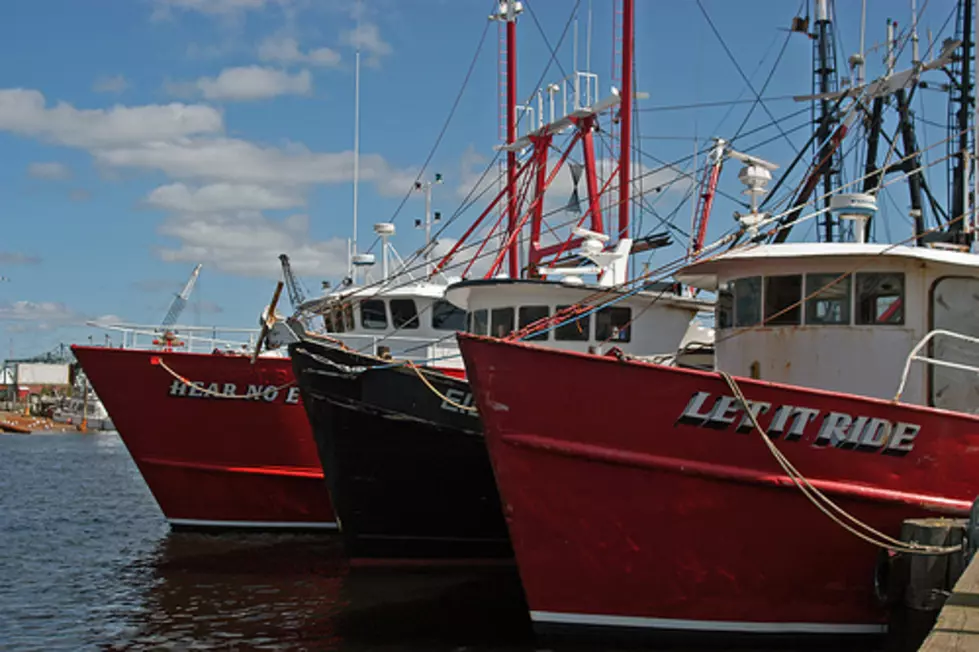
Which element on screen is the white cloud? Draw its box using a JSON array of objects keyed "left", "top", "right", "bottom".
[
  {"left": 0, "top": 252, "right": 41, "bottom": 265},
  {"left": 93, "top": 74, "right": 128, "bottom": 94},
  {"left": 258, "top": 35, "right": 341, "bottom": 67},
  {"left": 152, "top": 0, "right": 274, "bottom": 19},
  {"left": 0, "top": 89, "right": 224, "bottom": 148},
  {"left": 157, "top": 210, "right": 350, "bottom": 279},
  {"left": 90, "top": 313, "right": 124, "bottom": 325},
  {"left": 340, "top": 23, "right": 392, "bottom": 66},
  {"left": 146, "top": 182, "right": 305, "bottom": 212},
  {"left": 95, "top": 137, "right": 415, "bottom": 196},
  {"left": 0, "top": 301, "right": 80, "bottom": 330},
  {"left": 171, "top": 66, "right": 312, "bottom": 101},
  {"left": 27, "top": 161, "right": 71, "bottom": 180}
]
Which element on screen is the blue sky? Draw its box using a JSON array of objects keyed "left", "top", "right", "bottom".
[{"left": 0, "top": 0, "right": 964, "bottom": 358}]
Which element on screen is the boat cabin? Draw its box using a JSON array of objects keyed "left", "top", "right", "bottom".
[
  {"left": 678, "top": 242, "right": 979, "bottom": 411},
  {"left": 444, "top": 277, "right": 714, "bottom": 363},
  {"left": 298, "top": 280, "right": 467, "bottom": 367}
]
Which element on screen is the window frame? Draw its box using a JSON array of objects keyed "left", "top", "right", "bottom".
[
  {"left": 554, "top": 304, "right": 591, "bottom": 342},
  {"left": 518, "top": 305, "right": 549, "bottom": 341},
  {"left": 389, "top": 298, "right": 420, "bottom": 330},
  {"left": 595, "top": 306, "right": 632, "bottom": 342},
  {"left": 804, "top": 273, "right": 851, "bottom": 326},
  {"left": 470, "top": 309, "right": 489, "bottom": 336},
  {"left": 431, "top": 299, "right": 467, "bottom": 331},
  {"left": 763, "top": 274, "right": 802, "bottom": 326},
  {"left": 854, "top": 272, "right": 905, "bottom": 326},
  {"left": 490, "top": 307, "right": 515, "bottom": 338},
  {"left": 359, "top": 299, "right": 388, "bottom": 330},
  {"left": 732, "top": 276, "right": 762, "bottom": 328}
]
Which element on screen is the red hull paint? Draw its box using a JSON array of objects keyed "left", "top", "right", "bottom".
[
  {"left": 457, "top": 334, "right": 979, "bottom": 639},
  {"left": 71, "top": 346, "right": 336, "bottom": 530}
]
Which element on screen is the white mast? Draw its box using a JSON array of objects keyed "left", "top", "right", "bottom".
[{"left": 350, "top": 0, "right": 362, "bottom": 279}]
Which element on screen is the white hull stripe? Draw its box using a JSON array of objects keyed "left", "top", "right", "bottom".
[
  {"left": 530, "top": 611, "right": 887, "bottom": 635},
  {"left": 168, "top": 518, "right": 339, "bottom": 530}
]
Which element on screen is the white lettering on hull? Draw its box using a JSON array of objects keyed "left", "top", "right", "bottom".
[
  {"left": 676, "top": 391, "right": 921, "bottom": 456},
  {"left": 167, "top": 380, "right": 302, "bottom": 405}
]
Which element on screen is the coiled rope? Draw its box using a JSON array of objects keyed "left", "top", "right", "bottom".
[{"left": 718, "top": 370, "right": 961, "bottom": 556}]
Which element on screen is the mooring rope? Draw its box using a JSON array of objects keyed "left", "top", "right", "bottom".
[
  {"left": 719, "top": 370, "right": 961, "bottom": 556},
  {"left": 405, "top": 362, "right": 478, "bottom": 413},
  {"left": 154, "top": 358, "right": 296, "bottom": 400}
]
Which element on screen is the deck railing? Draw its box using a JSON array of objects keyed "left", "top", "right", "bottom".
[{"left": 894, "top": 329, "right": 979, "bottom": 402}]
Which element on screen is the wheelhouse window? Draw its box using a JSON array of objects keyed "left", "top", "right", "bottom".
[
  {"left": 326, "top": 305, "right": 347, "bottom": 333},
  {"left": 343, "top": 304, "right": 354, "bottom": 331},
  {"left": 431, "top": 299, "right": 467, "bottom": 331},
  {"left": 732, "top": 277, "right": 761, "bottom": 327},
  {"left": 716, "top": 283, "right": 733, "bottom": 329},
  {"left": 390, "top": 299, "right": 419, "bottom": 329},
  {"left": 490, "top": 307, "right": 515, "bottom": 338},
  {"left": 555, "top": 305, "right": 590, "bottom": 341},
  {"left": 518, "top": 305, "right": 549, "bottom": 342},
  {"left": 470, "top": 309, "right": 488, "bottom": 336},
  {"left": 855, "top": 273, "right": 904, "bottom": 325},
  {"left": 360, "top": 299, "right": 387, "bottom": 330},
  {"left": 764, "top": 275, "right": 802, "bottom": 325},
  {"left": 596, "top": 306, "right": 632, "bottom": 342},
  {"left": 805, "top": 273, "right": 850, "bottom": 325}
]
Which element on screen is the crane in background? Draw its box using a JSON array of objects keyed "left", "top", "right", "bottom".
[
  {"left": 278, "top": 254, "right": 306, "bottom": 309},
  {"left": 153, "top": 263, "right": 202, "bottom": 351},
  {"left": 279, "top": 254, "right": 319, "bottom": 330}
]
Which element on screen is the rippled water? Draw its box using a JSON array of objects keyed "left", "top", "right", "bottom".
[{"left": 0, "top": 433, "right": 534, "bottom": 651}]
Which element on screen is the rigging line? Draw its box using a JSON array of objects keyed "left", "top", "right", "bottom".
[
  {"left": 330, "top": 136, "right": 962, "bottom": 352},
  {"left": 638, "top": 95, "right": 801, "bottom": 112},
  {"left": 524, "top": 0, "right": 576, "bottom": 83},
  {"left": 729, "top": 106, "right": 812, "bottom": 139},
  {"left": 731, "top": 26, "right": 795, "bottom": 141},
  {"left": 703, "top": 10, "right": 795, "bottom": 140},
  {"left": 514, "top": 0, "right": 582, "bottom": 119},
  {"left": 696, "top": 0, "right": 800, "bottom": 150},
  {"left": 362, "top": 10, "right": 493, "bottom": 256}
]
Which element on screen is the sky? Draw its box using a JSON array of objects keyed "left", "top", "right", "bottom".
[{"left": 0, "top": 0, "right": 965, "bottom": 359}]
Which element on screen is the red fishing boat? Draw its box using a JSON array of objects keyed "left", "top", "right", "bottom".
[
  {"left": 458, "top": 240, "right": 979, "bottom": 643},
  {"left": 72, "top": 344, "right": 337, "bottom": 530}
]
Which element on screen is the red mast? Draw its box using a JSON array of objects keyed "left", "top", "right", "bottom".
[
  {"left": 505, "top": 2, "right": 520, "bottom": 277},
  {"left": 617, "top": 0, "right": 634, "bottom": 242}
]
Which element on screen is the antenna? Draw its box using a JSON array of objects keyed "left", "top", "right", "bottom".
[{"left": 413, "top": 172, "right": 443, "bottom": 274}]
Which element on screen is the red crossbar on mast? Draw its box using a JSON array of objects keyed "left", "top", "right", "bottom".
[{"left": 431, "top": 154, "right": 536, "bottom": 277}]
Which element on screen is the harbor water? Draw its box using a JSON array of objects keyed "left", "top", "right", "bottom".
[{"left": 0, "top": 433, "right": 533, "bottom": 651}]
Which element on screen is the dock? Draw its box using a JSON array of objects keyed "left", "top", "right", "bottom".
[{"left": 919, "top": 552, "right": 979, "bottom": 650}]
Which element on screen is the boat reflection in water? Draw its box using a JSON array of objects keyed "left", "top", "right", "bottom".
[{"left": 111, "top": 532, "right": 533, "bottom": 651}]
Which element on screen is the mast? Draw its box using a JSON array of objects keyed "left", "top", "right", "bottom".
[
  {"left": 350, "top": 0, "right": 362, "bottom": 279},
  {"left": 617, "top": 0, "right": 634, "bottom": 241},
  {"left": 812, "top": 0, "right": 843, "bottom": 242},
  {"left": 949, "top": 0, "right": 974, "bottom": 240},
  {"left": 505, "top": 1, "right": 520, "bottom": 278}
]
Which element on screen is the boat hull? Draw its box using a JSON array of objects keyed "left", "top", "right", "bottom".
[
  {"left": 290, "top": 338, "right": 512, "bottom": 560},
  {"left": 456, "top": 334, "right": 979, "bottom": 643},
  {"left": 71, "top": 346, "right": 336, "bottom": 531}
]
